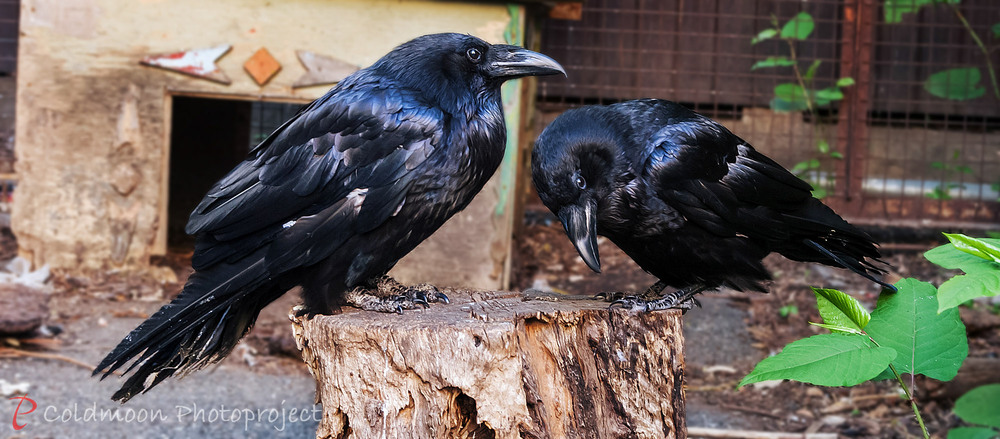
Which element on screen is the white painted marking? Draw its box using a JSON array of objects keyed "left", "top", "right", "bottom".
[{"left": 142, "top": 45, "right": 230, "bottom": 76}]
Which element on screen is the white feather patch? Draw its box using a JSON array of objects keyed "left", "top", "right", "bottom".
[{"left": 347, "top": 188, "right": 369, "bottom": 213}]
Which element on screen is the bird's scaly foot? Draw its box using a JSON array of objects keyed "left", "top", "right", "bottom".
[
  {"left": 345, "top": 276, "right": 449, "bottom": 314},
  {"left": 608, "top": 284, "right": 706, "bottom": 313},
  {"left": 595, "top": 280, "right": 668, "bottom": 304},
  {"left": 609, "top": 295, "right": 702, "bottom": 312}
]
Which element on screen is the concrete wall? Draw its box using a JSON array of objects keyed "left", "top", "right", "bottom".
[{"left": 14, "top": 0, "right": 525, "bottom": 289}]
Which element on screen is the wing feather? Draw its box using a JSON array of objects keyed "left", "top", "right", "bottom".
[{"left": 185, "top": 80, "right": 442, "bottom": 271}]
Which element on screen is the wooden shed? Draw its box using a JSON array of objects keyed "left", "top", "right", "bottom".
[{"left": 12, "top": 0, "right": 547, "bottom": 290}]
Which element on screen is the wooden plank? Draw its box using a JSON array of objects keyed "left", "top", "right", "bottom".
[
  {"left": 291, "top": 50, "right": 359, "bottom": 88},
  {"left": 243, "top": 47, "right": 282, "bottom": 86},
  {"left": 140, "top": 45, "right": 232, "bottom": 84}
]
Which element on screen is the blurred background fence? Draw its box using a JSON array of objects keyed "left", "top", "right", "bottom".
[{"left": 535, "top": 0, "right": 1000, "bottom": 229}]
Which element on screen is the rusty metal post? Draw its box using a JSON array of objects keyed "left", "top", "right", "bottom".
[{"left": 834, "top": 0, "right": 877, "bottom": 216}]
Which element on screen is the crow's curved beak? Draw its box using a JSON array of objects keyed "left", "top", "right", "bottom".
[
  {"left": 558, "top": 202, "right": 601, "bottom": 273},
  {"left": 487, "top": 45, "right": 566, "bottom": 79}
]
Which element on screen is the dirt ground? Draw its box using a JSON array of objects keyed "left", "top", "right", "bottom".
[{"left": 3, "top": 213, "right": 999, "bottom": 438}]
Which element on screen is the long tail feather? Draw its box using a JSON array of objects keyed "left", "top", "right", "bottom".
[
  {"left": 802, "top": 238, "right": 896, "bottom": 292},
  {"left": 94, "top": 253, "right": 285, "bottom": 402}
]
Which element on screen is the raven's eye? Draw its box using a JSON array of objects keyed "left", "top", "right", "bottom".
[
  {"left": 466, "top": 48, "right": 482, "bottom": 63},
  {"left": 574, "top": 175, "right": 587, "bottom": 189}
]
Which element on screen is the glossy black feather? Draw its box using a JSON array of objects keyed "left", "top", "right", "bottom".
[
  {"left": 96, "top": 33, "right": 564, "bottom": 402},
  {"left": 532, "top": 99, "right": 893, "bottom": 298}
]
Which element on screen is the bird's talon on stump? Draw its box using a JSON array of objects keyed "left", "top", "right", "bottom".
[{"left": 435, "top": 291, "right": 450, "bottom": 304}]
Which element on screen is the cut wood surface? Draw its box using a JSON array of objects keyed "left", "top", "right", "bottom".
[{"left": 291, "top": 289, "right": 686, "bottom": 439}]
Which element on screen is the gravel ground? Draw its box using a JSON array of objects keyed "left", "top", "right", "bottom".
[{"left": 1, "top": 293, "right": 319, "bottom": 439}]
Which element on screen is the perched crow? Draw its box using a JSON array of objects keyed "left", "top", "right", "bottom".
[
  {"left": 531, "top": 99, "right": 894, "bottom": 311},
  {"left": 95, "top": 33, "right": 564, "bottom": 402}
]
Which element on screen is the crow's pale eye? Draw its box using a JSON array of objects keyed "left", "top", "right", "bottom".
[
  {"left": 574, "top": 174, "right": 587, "bottom": 189},
  {"left": 466, "top": 48, "right": 482, "bottom": 63}
]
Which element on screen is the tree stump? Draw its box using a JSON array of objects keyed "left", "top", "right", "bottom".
[{"left": 291, "top": 289, "right": 686, "bottom": 439}]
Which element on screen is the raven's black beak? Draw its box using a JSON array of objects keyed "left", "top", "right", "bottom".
[
  {"left": 558, "top": 203, "right": 601, "bottom": 273},
  {"left": 487, "top": 45, "right": 566, "bottom": 79}
]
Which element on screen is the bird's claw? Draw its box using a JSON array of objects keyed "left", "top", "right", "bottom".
[
  {"left": 608, "top": 296, "right": 649, "bottom": 312},
  {"left": 435, "top": 291, "right": 450, "bottom": 304},
  {"left": 397, "top": 284, "right": 448, "bottom": 307},
  {"left": 389, "top": 294, "right": 429, "bottom": 309},
  {"left": 346, "top": 280, "right": 450, "bottom": 314}
]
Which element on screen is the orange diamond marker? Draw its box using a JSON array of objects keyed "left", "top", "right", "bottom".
[{"left": 244, "top": 48, "right": 281, "bottom": 86}]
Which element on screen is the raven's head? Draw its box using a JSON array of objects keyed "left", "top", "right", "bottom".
[
  {"left": 531, "top": 107, "right": 632, "bottom": 274},
  {"left": 371, "top": 33, "right": 564, "bottom": 112}
]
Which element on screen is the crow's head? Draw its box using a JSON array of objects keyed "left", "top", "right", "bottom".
[
  {"left": 531, "top": 107, "right": 632, "bottom": 273},
  {"left": 371, "top": 33, "right": 564, "bottom": 113}
]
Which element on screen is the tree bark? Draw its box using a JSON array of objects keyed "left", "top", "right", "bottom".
[{"left": 291, "top": 289, "right": 686, "bottom": 439}]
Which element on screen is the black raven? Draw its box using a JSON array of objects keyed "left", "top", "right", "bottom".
[
  {"left": 95, "top": 33, "right": 564, "bottom": 402},
  {"left": 531, "top": 99, "right": 894, "bottom": 311}
]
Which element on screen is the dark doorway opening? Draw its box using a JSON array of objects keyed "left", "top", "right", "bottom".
[{"left": 167, "top": 96, "right": 302, "bottom": 249}]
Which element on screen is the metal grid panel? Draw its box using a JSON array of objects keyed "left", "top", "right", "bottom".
[
  {"left": 0, "top": 0, "right": 15, "bottom": 176},
  {"left": 863, "top": 0, "right": 999, "bottom": 225},
  {"left": 537, "top": 0, "right": 1000, "bottom": 227},
  {"left": 0, "top": 0, "right": 17, "bottom": 75},
  {"left": 249, "top": 101, "right": 302, "bottom": 149}
]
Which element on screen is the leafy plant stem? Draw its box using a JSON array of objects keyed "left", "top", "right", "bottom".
[
  {"left": 785, "top": 39, "right": 816, "bottom": 114},
  {"left": 868, "top": 334, "right": 930, "bottom": 439},
  {"left": 948, "top": 3, "right": 1000, "bottom": 100}
]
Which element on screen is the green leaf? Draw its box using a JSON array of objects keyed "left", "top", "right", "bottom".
[
  {"left": 925, "top": 68, "right": 987, "bottom": 101},
  {"left": 809, "top": 322, "right": 864, "bottom": 335},
  {"left": 779, "top": 305, "right": 799, "bottom": 317},
  {"left": 991, "top": 23, "right": 1000, "bottom": 39},
  {"left": 817, "top": 139, "right": 830, "bottom": 154},
  {"left": 830, "top": 151, "right": 844, "bottom": 159},
  {"left": 954, "top": 384, "right": 1000, "bottom": 428},
  {"left": 944, "top": 233, "right": 1000, "bottom": 263},
  {"left": 866, "top": 279, "right": 968, "bottom": 381},
  {"left": 780, "top": 12, "right": 815, "bottom": 40},
  {"left": 815, "top": 87, "right": 845, "bottom": 102},
  {"left": 811, "top": 187, "right": 828, "bottom": 199},
  {"left": 871, "top": 367, "right": 896, "bottom": 381},
  {"left": 836, "top": 77, "right": 856, "bottom": 87},
  {"left": 884, "top": 0, "right": 961, "bottom": 24},
  {"left": 925, "top": 237, "right": 1000, "bottom": 312},
  {"left": 812, "top": 287, "right": 871, "bottom": 332},
  {"left": 947, "top": 427, "right": 1000, "bottom": 439},
  {"left": 804, "top": 60, "right": 821, "bottom": 81},
  {"left": 927, "top": 186, "right": 952, "bottom": 200},
  {"left": 925, "top": 238, "right": 1000, "bottom": 270},
  {"left": 937, "top": 271, "right": 1000, "bottom": 312},
  {"left": 751, "top": 28, "right": 778, "bottom": 44},
  {"left": 738, "top": 333, "right": 895, "bottom": 388},
  {"left": 775, "top": 83, "right": 807, "bottom": 102},
  {"left": 790, "top": 158, "right": 821, "bottom": 174},
  {"left": 751, "top": 56, "right": 797, "bottom": 70},
  {"left": 770, "top": 97, "right": 809, "bottom": 112}
]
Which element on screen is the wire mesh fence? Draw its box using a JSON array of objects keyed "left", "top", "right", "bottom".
[{"left": 537, "top": 0, "right": 1000, "bottom": 228}]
